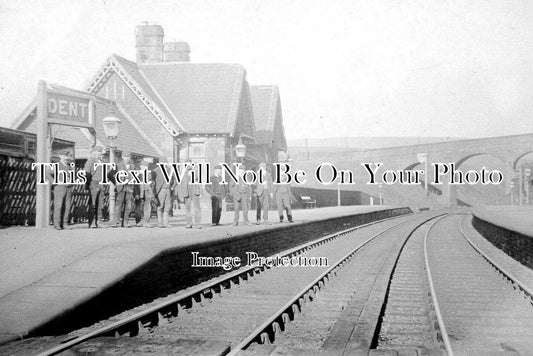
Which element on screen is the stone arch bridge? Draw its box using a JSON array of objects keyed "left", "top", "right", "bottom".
[{"left": 355, "top": 133, "right": 533, "bottom": 206}]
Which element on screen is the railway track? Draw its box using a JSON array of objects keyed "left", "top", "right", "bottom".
[
  {"left": 240, "top": 211, "right": 533, "bottom": 355},
  {"left": 3, "top": 210, "right": 532, "bottom": 356},
  {"left": 0, "top": 212, "right": 421, "bottom": 356},
  {"left": 375, "top": 212, "right": 533, "bottom": 355},
  {"left": 240, "top": 213, "right": 447, "bottom": 355},
  {"left": 423, "top": 214, "right": 533, "bottom": 355},
  {"left": 374, "top": 217, "right": 442, "bottom": 352}
]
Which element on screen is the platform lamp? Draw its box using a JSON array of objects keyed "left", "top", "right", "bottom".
[
  {"left": 235, "top": 136, "right": 246, "bottom": 163},
  {"left": 102, "top": 116, "right": 121, "bottom": 223},
  {"left": 526, "top": 168, "right": 531, "bottom": 204}
]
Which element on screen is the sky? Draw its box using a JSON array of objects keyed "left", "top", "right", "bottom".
[{"left": 1, "top": 0, "right": 533, "bottom": 140}]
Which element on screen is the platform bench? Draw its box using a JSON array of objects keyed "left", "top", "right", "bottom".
[{"left": 300, "top": 196, "right": 317, "bottom": 209}]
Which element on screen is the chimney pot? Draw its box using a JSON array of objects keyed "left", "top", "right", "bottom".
[
  {"left": 135, "top": 22, "right": 164, "bottom": 64},
  {"left": 164, "top": 41, "right": 191, "bottom": 62}
]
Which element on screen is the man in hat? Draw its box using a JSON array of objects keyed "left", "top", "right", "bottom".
[
  {"left": 254, "top": 162, "right": 273, "bottom": 225},
  {"left": 177, "top": 160, "right": 202, "bottom": 228},
  {"left": 64, "top": 152, "right": 75, "bottom": 225},
  {"left": 52, "top": 151, "right": 74, "bottom": 229},
  {"left": 84, "top": 146, "right": 105, "bottom": 228},
  {"left": 109, "top": 151, "right": 136, "bottom": 227},
  {"left": 139, "top": 159, "right": 156, "bottom": 228},
  {"left": 229, "top": 164, "right": 252, "bottom": 226},
  {"left": 273, "top": 170, "right": 293, "bottom": 223},
  {"left": 154, "top": 156, "right": 175, "bottom": 228},
  {"left": 205, "top": 165, "right": 226, "bottom": 226}
]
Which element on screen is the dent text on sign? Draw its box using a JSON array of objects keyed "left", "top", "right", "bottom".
[{"left": 47, "top": 92, "right": 91, "bottom": 123}]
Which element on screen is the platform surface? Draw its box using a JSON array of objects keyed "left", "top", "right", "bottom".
[
  {"left": 472, "top": 205, "right": 533, "bottom": 238},
  {"left": 0, "top": 205, "right": 400, "bottom": 344}
]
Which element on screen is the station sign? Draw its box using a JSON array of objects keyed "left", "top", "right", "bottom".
[
  {"left": 35, "top": 80, "right": 97, "bottom": 228},
  {"left": 48, "top": 93, "right": 91, "bottom": 122},
  {"left": 416, "top": 153, "right": 427, "bottom": 164},
  {"left": 45, "top": 84, "right": 95, "bottom": 128}
]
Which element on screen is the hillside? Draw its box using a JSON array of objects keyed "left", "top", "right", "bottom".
[{"left": 288, "top": 136, "right": 466, "bottom": 152}]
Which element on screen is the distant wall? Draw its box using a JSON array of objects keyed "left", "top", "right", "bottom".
[
  {"left": 472, "top": 216, "right": 533, "bottom": 269},
  {"left": 292, "top": 187, "right": 376, "bottom": 208}
]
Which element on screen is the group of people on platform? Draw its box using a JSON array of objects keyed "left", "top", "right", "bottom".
[{"left": 52, "top": 147, "right": 293, "bottom": 230}]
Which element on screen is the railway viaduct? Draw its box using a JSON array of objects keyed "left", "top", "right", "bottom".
[{"left": 355, "top": 133, "right": 533, "bottom": 207}]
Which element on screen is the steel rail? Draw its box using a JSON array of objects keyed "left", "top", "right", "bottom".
[
  {"left": 423, "top": 214, "right": 455, "bottom": 356},
  {"left": 227, "top": 213, "right": 445, "bottom": 355},
  {"left": 37, "top": 213, "right": 412, "bottom": 356},
  {"left": 459, "top": 214, "right": 533, "bottom": 300}
]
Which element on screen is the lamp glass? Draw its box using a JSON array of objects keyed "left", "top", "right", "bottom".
[
  {"left": 102, "top": 116, "right": 121, "bottom": 139},
  {"left": 235, "top": 137, "right": 246, "bottom": 158}
]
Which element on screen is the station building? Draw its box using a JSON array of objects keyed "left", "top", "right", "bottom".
[
  {"left": 249, "top": 85, "right": 287, "bottom": 165},
  {"left": 12, "top": 22, "right": 287, "bottom": 168}
]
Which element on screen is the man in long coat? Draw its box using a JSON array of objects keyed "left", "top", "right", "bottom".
[
  {"left": 273, "top": 177, "right": 293, "bottom": 223},
  {"left": 84, "top": 147, "right": 105, "bottom": 228},
  {"left": 177, "top": 161, "right": 202, "bottom": 228},
  {"left": 139, "top": 159, "right": 157, "bottom": 228},
  {"left": 230, "top": 165, "right": 252, "bottom": 226},
  {"left": 109, "top": 151, "right": 136, "bottom": 228},
  {"left": 52, "top": 151, "right": 73, "bottom": 230},
  {"left": 205, "top": 165, "right": 226, "bottom": 226},
  {"left": 254, "top": 162, "right": 273, "bottom": 225},
  {"left": 154, "top": 157, "right": 175, "bottom": 228}
]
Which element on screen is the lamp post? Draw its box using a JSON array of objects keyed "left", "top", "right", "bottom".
[
  {"left": 378, "top": 183, "right": 383, "bottom": 205},
  {"left": 102, "top": 116, "right": 121, "bottom": 223},
  {"left": 417, "top": 153, "right": 428, "bottom": 197},
  {"left": 526, "top": 168, "right": 531, "bottom": 205},
  {"left": 235, "top": 136, "right": 246, "bottom": 163},
  {"left": 518, "top": 167, "right": 524, "bottom": 205}
]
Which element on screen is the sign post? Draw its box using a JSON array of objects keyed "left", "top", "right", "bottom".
[
  {"left": 35, "top": 81, "right": 50, "bottom": 228},
  {"left": 417, "top": 153, "right": 428, "bottom": 197},
  {"left": 34, "top": 80, "right": 96, "bottom": 228},
  {"left": 526, "top": 168, "right": 531, "bottom": 204},
  {"left": 518, "top": 167, "right": 524, "bottom": 205}
]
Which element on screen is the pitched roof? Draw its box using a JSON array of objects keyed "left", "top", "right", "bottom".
[
  {"left": 13, "top": 96, "right": 163, "bottom": 159},
  {"left": 250, "top": 85, "right": 287, "bottom": 151},
  {"left": 86, "top": 55, "right": 256, "bottom": 139},
  {"left": 85, "top": 54, "right": 182, "bottom": 138},
  {"left": 138, "top": 62, "right": 254, "bottom": 136},
  {"left": 112, "top": 55, "right": 184, "bottom": 133}
]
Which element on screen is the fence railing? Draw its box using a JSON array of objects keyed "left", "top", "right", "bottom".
[
  {"left": 0, "top": 159, "right": 37, "bottom": 226},
  {"left": 0, "top": 158, "right": 96, "bottom": 226},
  {"left": 1, "top": 157, "right": 162, "bottom": 227}
]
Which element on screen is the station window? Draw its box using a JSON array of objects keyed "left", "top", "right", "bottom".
[
  {"left": 189, "top": 142, "right": 205, "bottom": 163},
  {"left": 26, "top": 138, "right": 36, "bottom": 157}
]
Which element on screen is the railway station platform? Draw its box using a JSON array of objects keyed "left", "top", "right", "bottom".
[
  {"left": 472, "top": 205, "right": 533, "bottom": 238},
  {"left": 0, "top": 205, "right": 410, "bottom": 346},
  {"left": 471, "top": 205, "right": 533, "bottom": 271}
]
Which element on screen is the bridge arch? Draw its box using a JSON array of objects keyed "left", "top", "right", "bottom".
[
  {"left": 449, "top": 152, "right": 508, "bottom": 206},
  {"left": 403, "top": 162, "right": 421, "bottom": 171},
  {"left": 455, "top": 153, "right": 507, "bottom": 169},
  {"left": 513, "top": 151, "right": 533, "bottom": 169}
]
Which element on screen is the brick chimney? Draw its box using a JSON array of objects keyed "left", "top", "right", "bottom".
[
  {"left": 135, "top": 22, "right": 164, "bottom": 64},
  {"left": 164, "top": 40, "right": 191, "bottom": 62}
]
